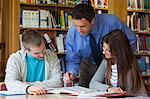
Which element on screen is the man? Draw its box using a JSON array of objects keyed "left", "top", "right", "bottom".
[
  {"left": 63, "top": 4, "right": 137, "bottom": 88},
  {"left": 5, "top": 29, "right": 62, "bottom": 95}
]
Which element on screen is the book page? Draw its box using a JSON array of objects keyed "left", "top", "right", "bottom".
[{"left": 46, "top": 86, "right": 96, "bottom": 95}]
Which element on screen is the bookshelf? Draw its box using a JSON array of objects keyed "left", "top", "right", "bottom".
[
  {"left": 127, "top": 0, "right": 150, "bottom": 95},
  {"left": 127, "top": 0, "right": 150, "bottom": 75},
  {"left": 20, "top": 1, "right": 77, "bottom": 54},
  {"left": 4, "top": 0, "right": 127, "bottom": 58}
]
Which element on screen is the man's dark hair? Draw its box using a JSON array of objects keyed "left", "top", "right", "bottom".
[
  {"left": 72, "top": 4, "right": 95, "bottom": 22},
  {"left": 22, "top": 29, "right": 43, "bottom": 50}
]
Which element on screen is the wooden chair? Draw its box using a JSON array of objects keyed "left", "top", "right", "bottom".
[
  {"left": 144, "top": 79, "right": 150, "bottom": 96},
  {"left": 0, "top": 82, "right": 7, "bottom": 91}
]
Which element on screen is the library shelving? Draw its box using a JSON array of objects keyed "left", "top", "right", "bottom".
[
  {"left": 127, "top": 0, "right": 150, "bottom": 95},
  {"left": 20, "top": 1, "right": 76, "bottom": 54},
  {"left": 127, "top": 0, "right": 150, "bottom": 74}
]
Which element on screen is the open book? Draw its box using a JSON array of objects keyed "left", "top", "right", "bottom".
[{"left": 46, "top": 86, "right": 96, "bottom": 95}]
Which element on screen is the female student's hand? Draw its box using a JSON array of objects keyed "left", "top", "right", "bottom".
[
  {"left": 27, "top": 85, "right": 47, "bottom": 95},
  {"left": 107, "top": 87, "right": 126, "bottom": 94},
  {"left": 63, "top": 72, "right": 74, "bottom": 86}
]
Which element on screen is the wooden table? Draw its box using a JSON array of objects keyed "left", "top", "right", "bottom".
[
  {"left": 0, "top": 94, "right": 77, "bottom": 99},
  {"left": 0, "top": 94, "right": 149, "bottom": 99}
]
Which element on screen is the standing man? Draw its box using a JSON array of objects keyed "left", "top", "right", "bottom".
[
  {"left": 63, "top": 4, "right": 137, "bottom": 88},
  {"left": 5, "top": 29, "right": 62, "bottom": 95}
]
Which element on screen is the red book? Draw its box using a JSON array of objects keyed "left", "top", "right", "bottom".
[{"left": 96, "top": 93, "right": 133, "bottom": 98}]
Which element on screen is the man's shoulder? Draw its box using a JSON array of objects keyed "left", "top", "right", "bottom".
[
  {"left": 96, "top": 14, "right": 118, "bottom": 21},
  {"left": 67, "top": 26, "right": 77, "bottom": 34},
  {"left": 96, "top": 13, "right": 116, "bottom": 18},
  {"left": 9, "top": 50, "right": 25, "bottom": 59},
  {"left": 45, "top": 50, "right": 57, "bottom": 57}
]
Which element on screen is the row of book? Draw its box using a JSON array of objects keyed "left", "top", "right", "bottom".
[
  {"left": 56, "top": 33, "right": 66, "bottom": 53},
  {"left": 43, "top": 33, "right": 57, "bottom": 52},
  {"left": 127, "top": 12, "right": 150, "bottom": 32},
  {"left": 20, "top": 0, "right": 81, "bottom": 5},
  {"left": 92, "top": 0, "right": 108, "bottom": 8},
  {"left": 136, "top": 34, "right": 150, "bottom": 53},
  {"left": 137, "top": 56, "right": 150, "bottom": 74},
  {"left": 43, "top": 32, "right": 66, "bottom": 53},
  {"left": 20, "top": 9, "right": 73, "bottom": 29},
  {"left": 127, "top": 0, "right": 150, "bottom": 10},
  {"left": 136, "top": 33, "right": 150, "bottom": 53},
  {"left": 128, "top": 0, "right": 150, "bottom": 10}
]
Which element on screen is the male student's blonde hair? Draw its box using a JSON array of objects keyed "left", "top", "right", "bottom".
[{"left": 22, "top": 29, "right": 43, "bottom": 50}]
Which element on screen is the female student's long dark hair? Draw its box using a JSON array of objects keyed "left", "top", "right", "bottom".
[{"left": 102, "top": 29, "right": 142, "bottom": 94}]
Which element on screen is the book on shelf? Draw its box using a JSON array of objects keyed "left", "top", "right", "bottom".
[
  {"left": 39, "top": 10, "right": 47, "bottom": 28},
  {"left": 43, "top": 33, "right": 57, "bottom": 52},
  {"left": 56, "top": 33, "right": 65, "bottom": 53},
  {"left": 60, "top": 10, "right": 65, "bottom": 29},
  {"left": 127, "top": 0, "right": 150, "bottom": 10},
  {"left": 20, "top": 0, "right": 80, "bottom": 5},
  {"left": 136, "top": 34, "right": 150, "bottom": 53},
  {"left": 20, "top": 9, "right": 73, "bottom": 29},
  {"left": 137, "top": 56, "right": 150, "bottom": 74},
  {"left": 127, "top": 12, "right": 150, "bottom": 32},
  {"left": 94, "top": 0, "right": 108, "bottom": 8}
]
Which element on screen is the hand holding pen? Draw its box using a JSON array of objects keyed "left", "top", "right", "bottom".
[{"left": 63, "top": 72, "right": 74, "bottom": 87}]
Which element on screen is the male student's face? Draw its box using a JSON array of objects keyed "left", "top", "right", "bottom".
[
  {"left": 73, "top": 18, "right": 93, "bottom": 36},
  {"left": 28, "top": 41, "right": 46, "bottom": 60}
]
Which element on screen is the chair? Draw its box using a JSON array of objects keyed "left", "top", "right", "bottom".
[{"left": 144, "top": 79, "right": 150, "bottom": 96}]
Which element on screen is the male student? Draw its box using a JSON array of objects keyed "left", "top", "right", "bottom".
[
  {"left": 5, "top": 29, "right": 62, "bottom": 95},
  {"left": 63, "top": 4, "right": 137, "bottom": 88}
]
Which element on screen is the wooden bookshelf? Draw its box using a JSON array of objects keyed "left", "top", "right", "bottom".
[
  {"left": 128, "top": 10, "right": 150, "bottom": 14},
  {"left": 95, "top": 8, "right": 108, "bottom": 11},
  {"left": 135, "top": 53, "right": 150, "bottom": 56},
  {"left": 135, "top": 32, "right": 150, "bottom": 35},
  {"left": 108, "top": 0, "right": 127, "bottom": 24},
  {"left": 20, "top": 27, "right": 68, "bottom": 32},
  {"left": 3, "top": 0, "right": 128, "bottom": 56},
  {"left": 20, "top": 3, "right": 75, "bottom": 8}
]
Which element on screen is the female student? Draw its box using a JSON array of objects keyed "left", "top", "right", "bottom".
[{"left": 89, "top": 29, "right": 147, "bottom": 96}]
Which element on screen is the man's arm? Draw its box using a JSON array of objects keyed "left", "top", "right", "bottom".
[
  {"left": 5, "top": 54, "right": 30, "bottom": 93},
  {"left": 65, "top": 27, "right": 80, "bottom": 77},
  {"left": 89, "top": 59, "right": 109, "bottom": 91}
]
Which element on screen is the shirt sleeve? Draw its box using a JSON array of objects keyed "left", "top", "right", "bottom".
[
  {"left": 89, "top": 59, "right": 110, "bottom": 91},
  {"left": 65, "top": 27, "right": 80, "bottom": 77},
  {"left": 5, "top": 54, "right": 30, "bottom": 93}
]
